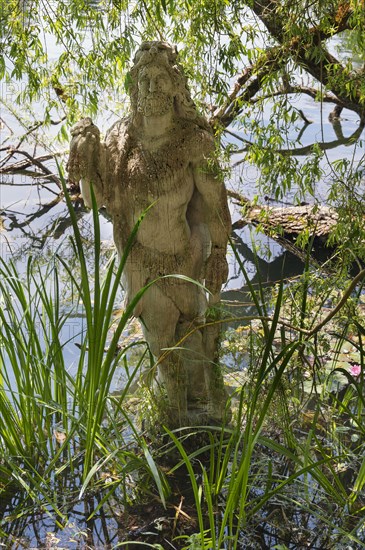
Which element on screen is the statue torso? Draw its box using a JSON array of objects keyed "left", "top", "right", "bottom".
[{"left": 103, "top": 119, "right": 214, "bottom": 254}]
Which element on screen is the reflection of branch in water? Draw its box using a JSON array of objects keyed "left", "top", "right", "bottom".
[
  {"left": 278, "top": 121, "right": 364, "bottom": 156},
  {"left": 0, "top": 99, "right": 66, "bottom": 166},
  {"left": 296, "top": 118, "right": 310, "bottom": 143},
  {"left": 230, "top": 230, "right": 270, "bottom": 274},
  {"left": 0, "top": 473, "right": 122, "bottom": 549},
  {"left": 231, "top": 230, "right": 303, "bottom": 281},
  {"left": 2, "top": 199, "right": 87, "bottom": 252},
  {"left": 4, "top": 196, "right": 62, "bottom": 230},
  {"left": 0, "top": 175, "right": 59, "bottom": 196},
  {"left": 223, "top": 231, "right": 304, "bottom": 323},
  {"left": 231, "top": 120, "right": 365, "bottom": 166},
  {"left": 52, "top": 202, "right": 87, "bottom": 240}
]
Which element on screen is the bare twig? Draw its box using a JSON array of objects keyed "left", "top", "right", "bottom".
[
  {"left": 231, "top": 121, "right": 365, "bottom": 164},
  {"left": 0, "top": 148, "right": 62, "bottom": 188},
  {"left": 0, "top": 116, "right": 14, "bottom": 136},
  {"left": 0, "top": 153, "right": 60, "bottom": 173},
  {"left": 0, "top": 106, "right": 66, "bottom": 168}
]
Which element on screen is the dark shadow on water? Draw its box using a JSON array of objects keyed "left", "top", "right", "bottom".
[
  {"left": 0, "top": 489, "right": 123, "bottom": 549},
  {"left": 222, "top": 230, "right": 306, "bottom": 326},
  {"left": 2, "top": 453, "right": 364, "bottom": 549}
]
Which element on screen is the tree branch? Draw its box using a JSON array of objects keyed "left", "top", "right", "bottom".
[
  {"left": 211, "top": 1, "right": 365, "bottom": 129},
  {"left": 250, "top": 0, "right": 365, "bottom": 120},
  {"left": 0, "top": 149, "right": 62, "bottom": 188},
  {"left": 0, "top": 153, "right": 60, "bottom": 173},
  {"left": 210, "top": 56, "right": 277, "bottom": 128},
  {"left": 251, "top": 0, "right": 353, "bottom": 42},
  {"left": 231, "top": 121, "right": 365, "bottom": 159},
  {"left": 308, "top": 267, "right": 365, "bottom": 337}
]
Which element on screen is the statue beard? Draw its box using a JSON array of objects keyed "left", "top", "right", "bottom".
[{"left": 137, "top": 92, "right": 174, "bottom": 117}]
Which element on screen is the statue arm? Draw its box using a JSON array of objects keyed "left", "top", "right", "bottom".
[
  {"left": 67, "top": 117, "right": 106, "bottom": 208},
  {"left": 192, "top": 160, "right": 231, "bottom": 302}
]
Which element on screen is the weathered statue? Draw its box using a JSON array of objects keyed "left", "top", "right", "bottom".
[{"left": 67, "top": 41, "right": 231, "bottom": 427}]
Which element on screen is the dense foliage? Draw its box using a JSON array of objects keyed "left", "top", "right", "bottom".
[
  {"left": 2, "top": 0, "right": 365, "bottom": 119},
  {"left": 1, "top": 0, "right": 365, "bottom": 249}
]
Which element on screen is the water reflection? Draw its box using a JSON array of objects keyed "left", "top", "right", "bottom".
[
  {"left": 1, "top": 194, "right": 88, "bottom": 262},
  {"left": 0, "top": 178, "right": 304, "bottom": 299},
  {"left": 231, "top": 114, "right": 365, "bottom": 168},
  {"left": 1, "top": 453, "right": 362, "bottom": 549},
  {"left": 1, "top": 25, "right": 365, "bottom": 550},
  {"left": 222, "top": 230, "right": 305, "bottom": 326},
  {"left": 0, "top": 488, "right": 124, "bottom": 548}
]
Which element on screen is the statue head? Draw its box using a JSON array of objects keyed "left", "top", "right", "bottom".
[{"left": 128, "top": 41, "right": 210, "bottom": 130}]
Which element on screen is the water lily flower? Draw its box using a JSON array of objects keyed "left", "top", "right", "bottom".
[{"left": 349, "top": 364, "right": 362, "bottom": 377}]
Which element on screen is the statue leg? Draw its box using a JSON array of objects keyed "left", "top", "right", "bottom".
[
  {"left": 176, "top": 320, "right": 229, "bottom": 424},
  {"left": 139, "top": 284, "right": 189, "bottom": 427},
  {"left": 202, "top": 321, "right": 230, "bottom": 422}
]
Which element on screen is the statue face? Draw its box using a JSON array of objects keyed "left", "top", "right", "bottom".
[{"left": 137, "top": 64, "right": 174, "bottom": 117}]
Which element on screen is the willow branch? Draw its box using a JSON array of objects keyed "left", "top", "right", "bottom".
[
  {"left": 211, "top": 1, "right": 364, "bottom": 129},
  {"left": 251, "top": 0, "right": 365, "bottom": 119},
  {"left": 231, "top": 121, "right": 365, "bottom": 162}
]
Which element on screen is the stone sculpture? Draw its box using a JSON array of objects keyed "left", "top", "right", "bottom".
[{"left": 67, "top": 41, "right": 231, "bottom": 427}]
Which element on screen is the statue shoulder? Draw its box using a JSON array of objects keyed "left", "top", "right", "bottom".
[
  {"left": 188, "top": 124, "right": 216, "bottom": 162},
  {"left": 105, "top": 117, "right": 132, "bottom": 153}
]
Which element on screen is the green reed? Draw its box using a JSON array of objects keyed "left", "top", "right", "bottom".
[
  {"left": 168, "top": 243, "right": 365, "bottom": 549},
  {"left": 0, "top": 174, "right": 169, "bottom": 523}
]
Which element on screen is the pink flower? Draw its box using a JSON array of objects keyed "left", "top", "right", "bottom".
[{"left": 350, "top": 364, "right": 362, "bottom": 377}]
